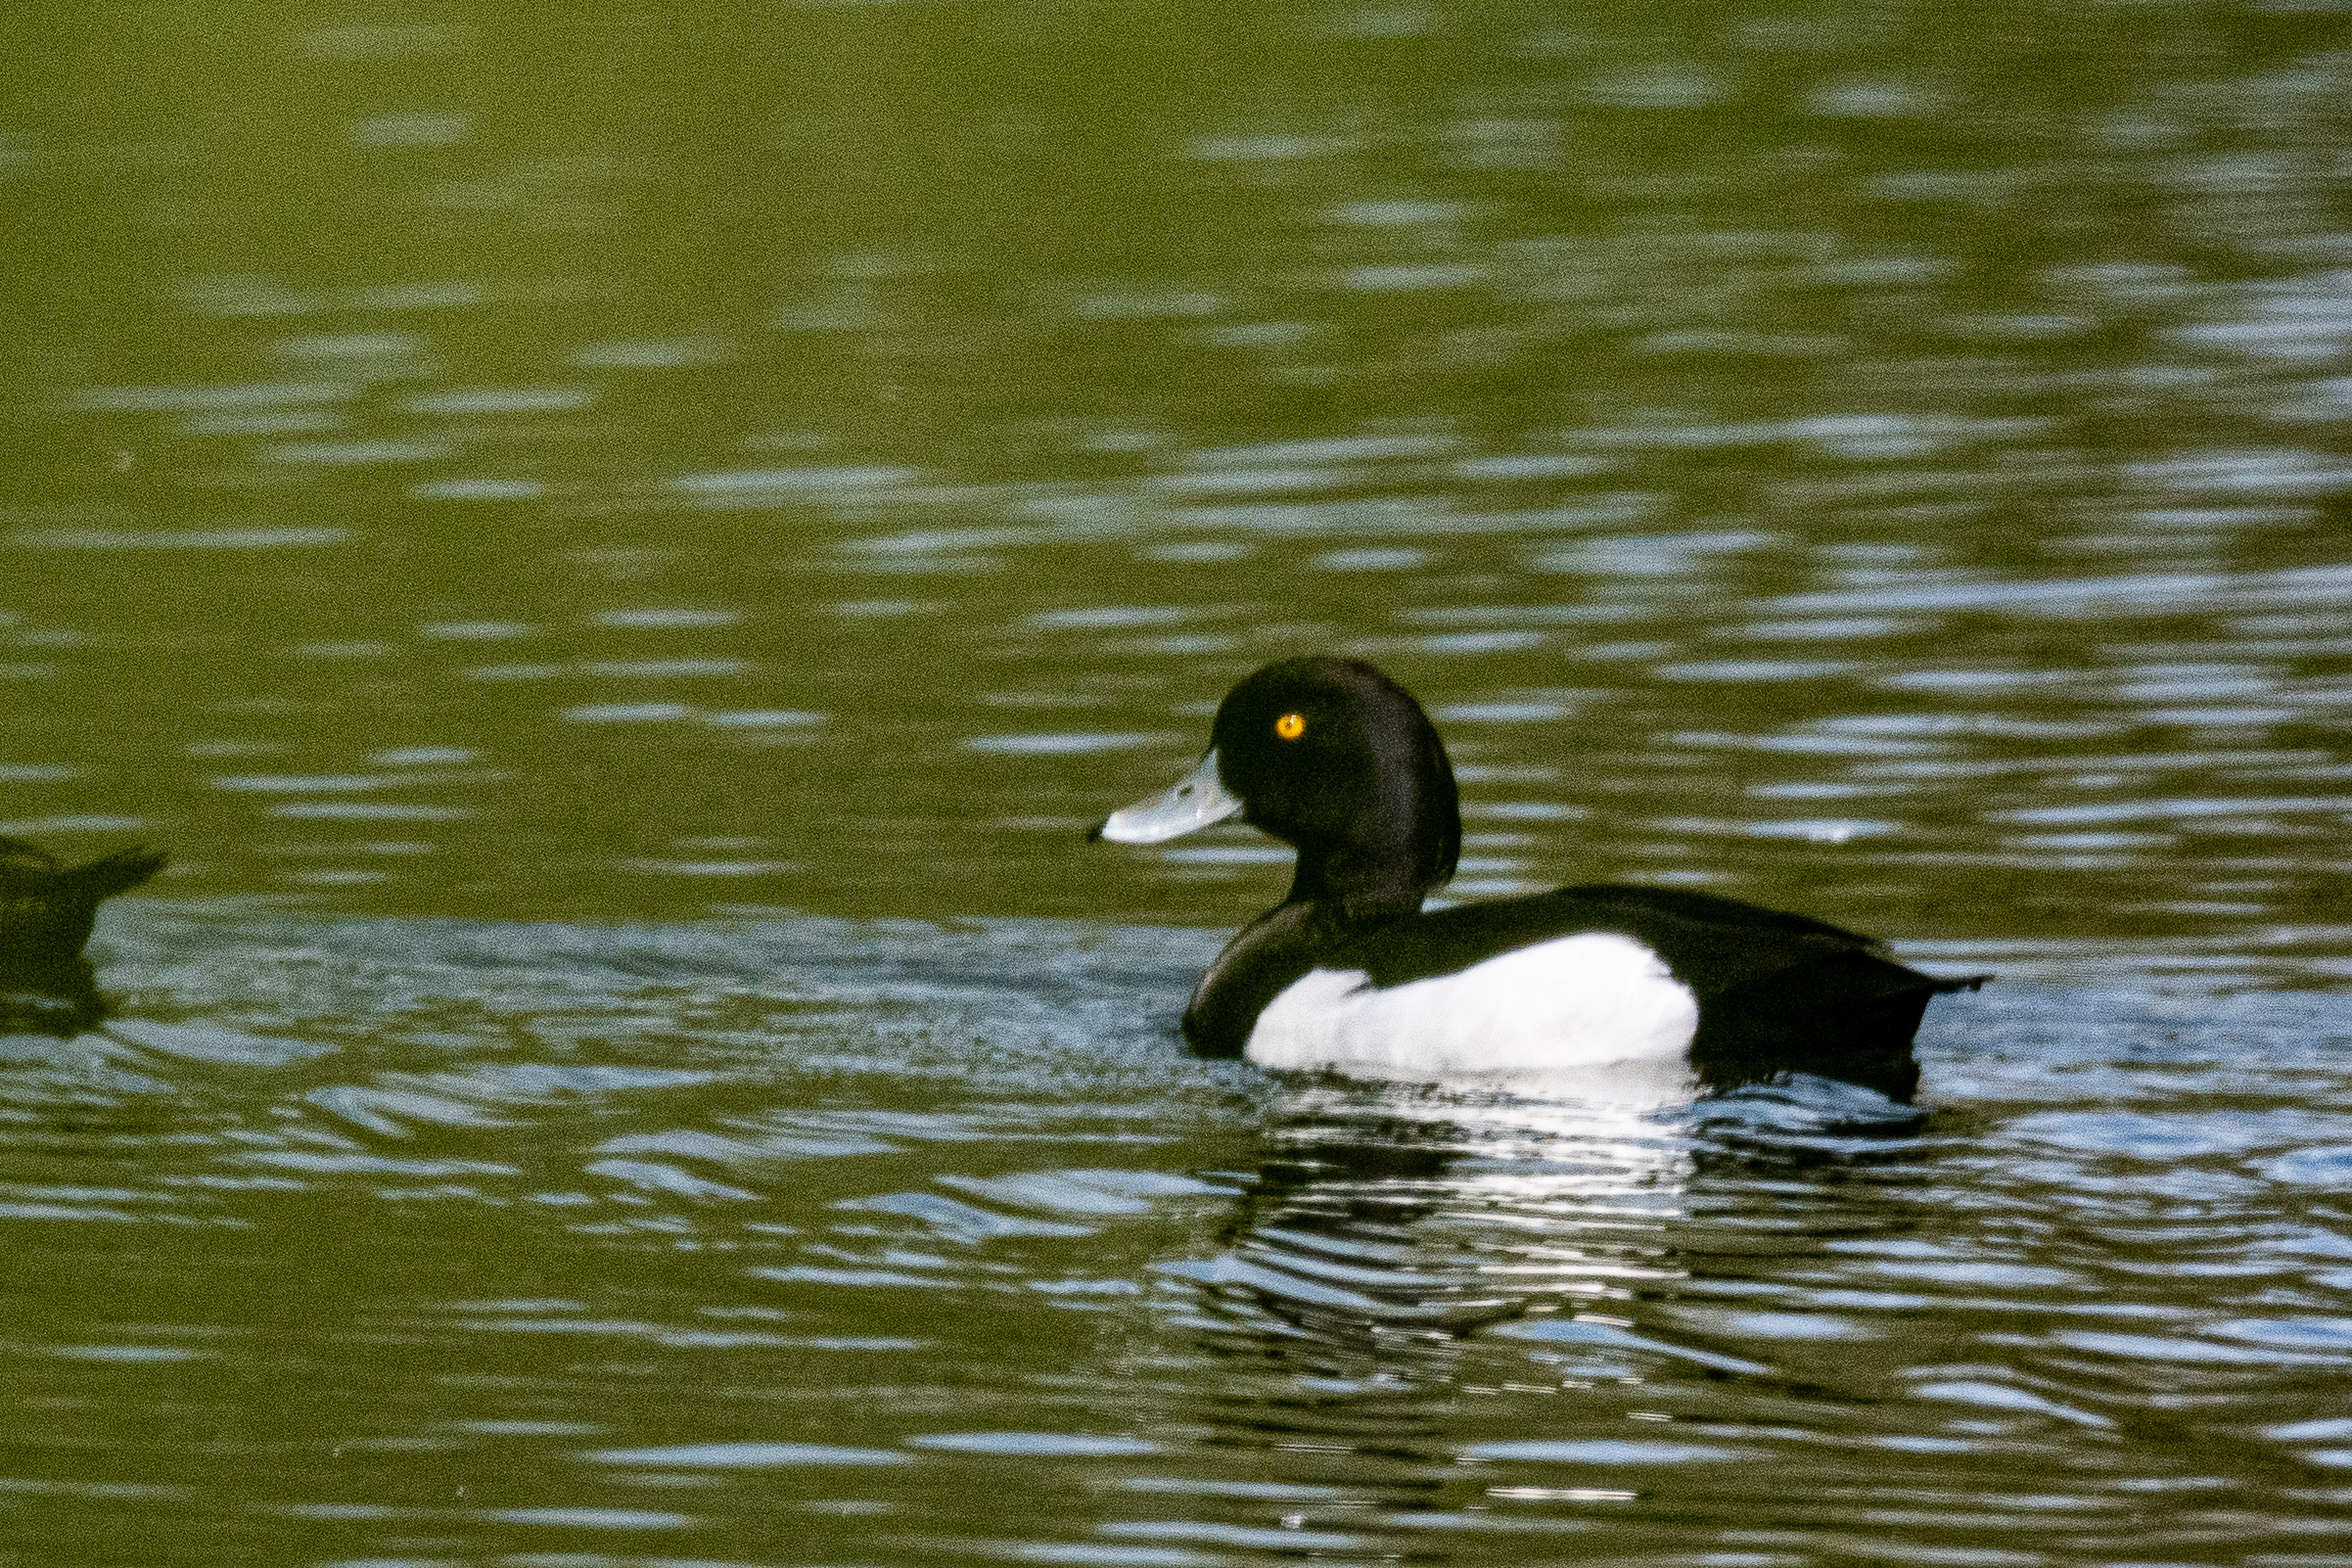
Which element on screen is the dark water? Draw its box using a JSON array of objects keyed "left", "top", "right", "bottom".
[{"left": 5, "top": 0, "right": 2352, "bottom": 1561}]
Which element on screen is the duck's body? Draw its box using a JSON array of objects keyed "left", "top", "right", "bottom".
[
  {"left": 1, "top": 836, "right": 165, "bottom": 1035},
  {"left": 1207, "top": 883, "right": 1970, "bottom": 1100},
  {"left": 1094, "top": 658, "right": 1979, "bottom": 1100}
]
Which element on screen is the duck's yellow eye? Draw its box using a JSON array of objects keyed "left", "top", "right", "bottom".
[{"left": 1274, "top": 712, "right": 1306, "bottom": 740}]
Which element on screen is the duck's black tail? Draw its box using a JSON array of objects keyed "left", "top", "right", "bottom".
[
  {"left": 57, "top": 846, "right": 169, "bottom": 904},
  {"left": 0, "top": 842, "right": 164, "bottom": 1037},
  {"left": 1689, "top": 954, "right": 1990, "bottom": 1104},
  {"left": 1, "top": 843, "right": 168, "bottom": 967}
]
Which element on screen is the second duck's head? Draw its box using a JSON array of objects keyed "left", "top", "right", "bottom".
[{"left": 1096, "top": 657, "right": 1460, "bottom": 912}]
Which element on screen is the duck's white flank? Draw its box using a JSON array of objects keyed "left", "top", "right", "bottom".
[{"left": 1244, "top": 931, "right": 1702, "bottom": 1086}]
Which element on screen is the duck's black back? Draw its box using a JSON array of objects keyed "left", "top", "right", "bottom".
[{"left": 1334, "top": 883, "right": 1874, "bottom": 991}]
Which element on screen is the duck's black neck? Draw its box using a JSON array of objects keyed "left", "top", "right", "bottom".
[
  {"left": 1281, "top": 838, "right": 1434, "bottom": 927},
  {"left": 1181, "top": 853, "right": 1434, "bottom": 1059}
]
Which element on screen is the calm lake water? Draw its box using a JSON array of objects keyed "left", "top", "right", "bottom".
[{"left": 5, "top": 0, "right": 2351, "bottom": 1563}]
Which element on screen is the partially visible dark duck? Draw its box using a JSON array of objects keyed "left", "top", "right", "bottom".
[{"left": 1, "top": 837, "right": 166, "bottom": 1036}]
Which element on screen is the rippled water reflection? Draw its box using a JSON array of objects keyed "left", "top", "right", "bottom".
[
  {"left": 5, "top": 0, "right": 2352, "bottom": 1560},
  {"left": 11, "top": 911, "right": 2352, "bottom": 1563}
]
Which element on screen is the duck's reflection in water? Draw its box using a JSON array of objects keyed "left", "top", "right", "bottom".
[
  {"left": 1147, "top": 1071, "right": 1933, "bottom": 1530},
  {"left": 0, "top": 838, "right": 165, "bottom": 1037},
  {"left": 1187, "top": 1066, "right": 1740, "bottom": 1334}
]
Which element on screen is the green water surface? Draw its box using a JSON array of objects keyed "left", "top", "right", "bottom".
[{"left": 5, "top": 0, "right": 2352, "bottom": 1563}]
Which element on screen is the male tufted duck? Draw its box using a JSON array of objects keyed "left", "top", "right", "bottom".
[{"left": 1091, "top": 657, "right": 1981, "bottom": 1100}]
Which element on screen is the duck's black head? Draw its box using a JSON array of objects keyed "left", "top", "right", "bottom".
[{"left": 1098, "top": 657, "right": 1459, "bottom": 916}]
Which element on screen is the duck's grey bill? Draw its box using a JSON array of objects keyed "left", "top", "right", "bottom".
[{"left": 1092, "top": 750, "right": 1243, "bottom": 844}]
